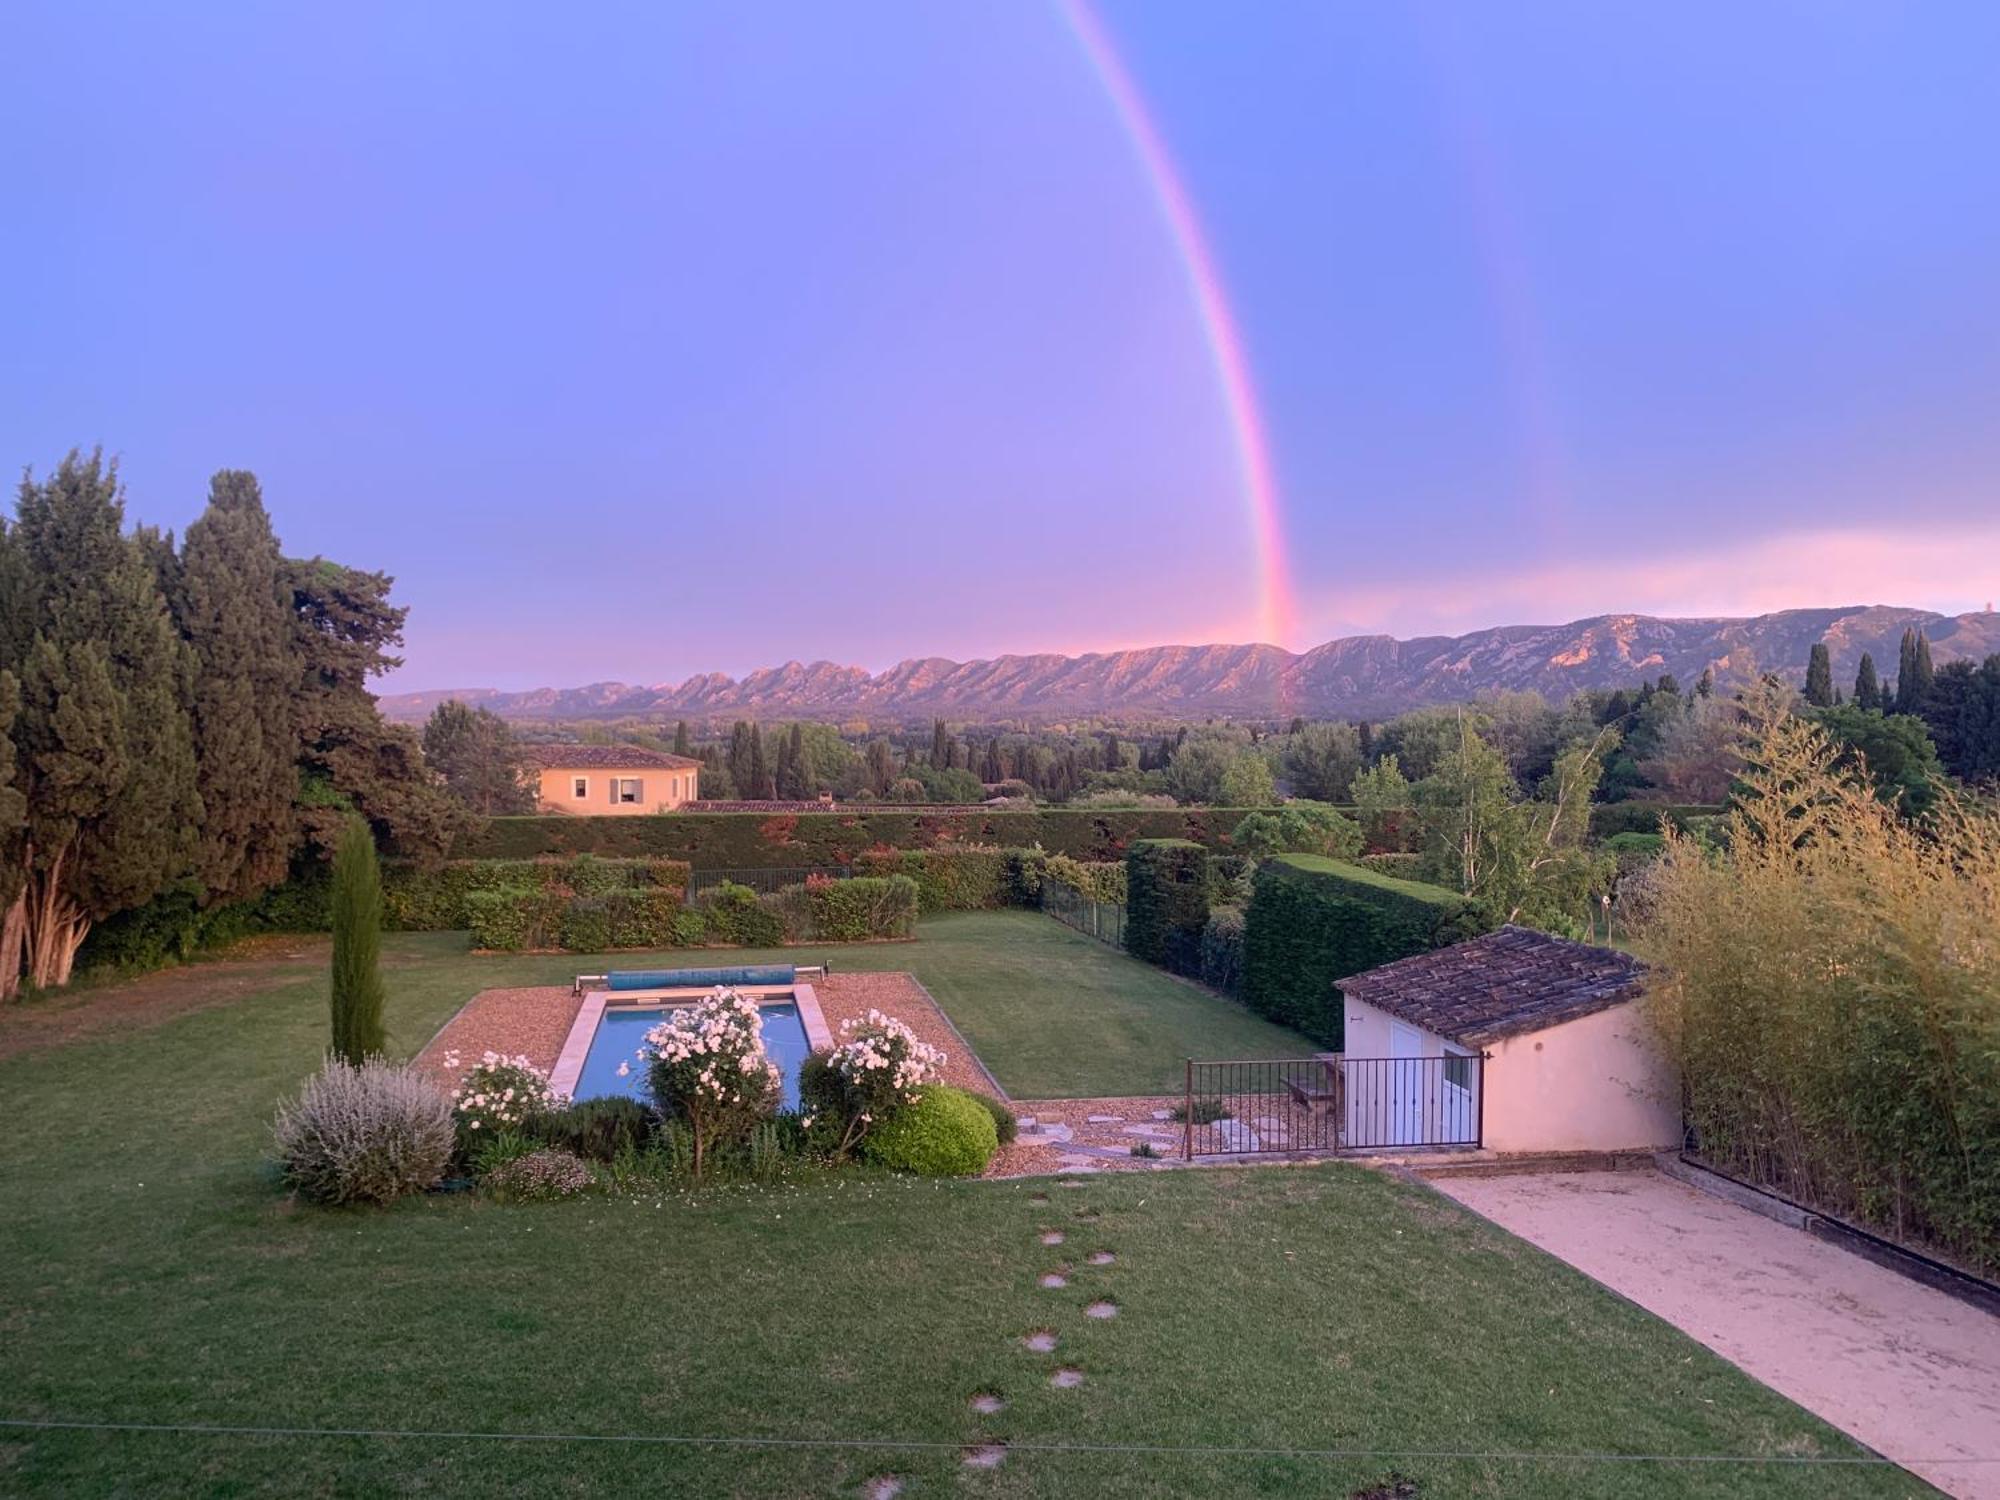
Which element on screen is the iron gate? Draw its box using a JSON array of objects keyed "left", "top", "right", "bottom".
[{"left": 1181, "top": 1054, "right": 1484, "bottom": 1157}]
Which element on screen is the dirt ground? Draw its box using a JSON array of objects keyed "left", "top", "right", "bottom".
[{"left": 1433, "top": 1168, "right": 2000, "bottom": 1500}]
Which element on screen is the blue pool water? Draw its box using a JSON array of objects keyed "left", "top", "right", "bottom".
[{"left": 573, "top": 1001, "right": 812, "bottom": 1110}]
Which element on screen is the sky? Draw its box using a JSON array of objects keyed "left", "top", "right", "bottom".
[{"left": 4, "top": 0, "right": 1998, "bottom": 691}]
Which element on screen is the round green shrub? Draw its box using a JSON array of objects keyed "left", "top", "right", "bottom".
[
  {"left": 964, "top": 1090, "right": 1018, "bottom": 1145},
  {"left": 862, "top": 1086, "right": 999, "bottom": 1177}
]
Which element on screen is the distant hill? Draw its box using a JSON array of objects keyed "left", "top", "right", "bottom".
[{"left": 379, "top": 606, "right": 2000, "bottom": 724}]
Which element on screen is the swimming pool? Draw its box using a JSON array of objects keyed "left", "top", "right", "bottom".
[{"left": 570, "top": 1001, "right": 815, "bottom": 1110}]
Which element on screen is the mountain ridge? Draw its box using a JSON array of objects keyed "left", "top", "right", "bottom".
[{"left": 379, "top": 606, "right": 2000, "bottom": 723}]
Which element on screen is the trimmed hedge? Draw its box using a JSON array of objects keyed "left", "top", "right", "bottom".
[
  {"left": 1243, "top": 855, "right": 1487, "bottom": 1048},
  {"left": 455, "top": 808, "right": 1272, "bottom": 865},
  {"left": 1124, "top": 839, "right": 1212, "bottom": 977},
  {"left": 1198, "top": 904, "right": 1247, "bottom": 996},
  {"left": 806, "top": 875, "right": 920, "bottom": 942},
  {"left": 1588, "top": 802, "right": 1725, "bottom": 839},
  {"left": 852, "top": 848, "right": 1010, "bottom": 913},
  {"left": 383, "top": 855, "right": 688, "bottom": 931}
]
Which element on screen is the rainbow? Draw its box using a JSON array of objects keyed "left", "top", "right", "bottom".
[{"left": 1059, "top": 0, "right": 1299, "bottom": 651}]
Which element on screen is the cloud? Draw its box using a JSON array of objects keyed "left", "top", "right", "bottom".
[{"left": 1305, "top": 521, "right": 2000, "bottom": 640}]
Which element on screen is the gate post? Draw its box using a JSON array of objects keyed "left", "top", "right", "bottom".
[{"left": 1183, "top": 1059, "right": 1194, "bottom": 1161}]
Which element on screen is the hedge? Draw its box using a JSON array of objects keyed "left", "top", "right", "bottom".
[
  {"left": 467, "top": 873, "right": 915, "bottom": 953},
  {"left": 454, "top": 808, "right": 1272, "bottom": 865},
  {"left": 383, "top": 855, "right": 688, "bottom": 931},
  {"left": 852, "top": 847, "right": 1011, "bottom": 913},
  {"left": 1588, "top": 802, "right": 1725, "bottom": 839},
  {"left": 1242, "top": 855, "right": 1486, "bottom": 1047},
  {"left": 806, "top": 875, "right": 920, "bottom": 942},
  {"left": 1124, "top": 840, "right": 1212, "bottom": 977}
]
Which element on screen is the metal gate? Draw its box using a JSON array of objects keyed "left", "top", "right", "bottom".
[{"left": 1181, "top": 1054, "right": 1483, "bottom": 1158}]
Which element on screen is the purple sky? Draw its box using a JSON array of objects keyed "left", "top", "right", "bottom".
[{"left": 5, "top": 1, "right": 1998, "bottom": 691}]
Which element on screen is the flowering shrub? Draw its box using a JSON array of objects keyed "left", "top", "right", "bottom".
[
  {"left": 272, "top": 1056, "right": 455, "bottom": 1206},
  {"left": 640, "top": 988, "right": 783, "bottom": 1177},
  {"left": 801, "top": 1011, "right": 946, "bottom": 1157},
  {"left": 482, "top": 1147, "right": 593, "bottom": 1201},
  {"left": 444, "top": 1051, "right": 565, "bottom": 1144}
]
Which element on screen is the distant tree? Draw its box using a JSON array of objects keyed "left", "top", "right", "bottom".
[
  {"left": 422, "top": 700, "right": 533, "bottom": 814},
  {"left": 1350, "top": 754, "right": 1414, "bottom": 852},
  {"left": 1896, "top": 628, "right": 1935, "bottom": 714},
  {"left": 1375, "top": 705, "right": 1480, "bottom": 782},
  {"left": 1853, "top": 653, "right": 1882, "bottom": 712},
  {"left": 8, "top": 452, "right": 202, "bottom": 988},
  {"left": 1814, "top": 705, "right": 1945, "bottom": 817},
  {"left": 1804, "top": 643, "right": 1835, "bottom": 708},
  {"left": 930, "top": 718, "right": 951, "bottom": 769},
  {"left": 672, "top": 720, "right": 692, "bottom": 757},
  {"left": 1279, "top": 722, "right": 1363, "bottom": 802},
  {"left": 1231, "top": 802, "right": 1362, "bottom": 862},
  {"left": 981, "top": 739, "right": 1004, "bottom": 783},
  {"left": 776, "top": 723, "right": 810, "bottom": 799},
  {"left": 174, "top": 471, "right": 301, "bottom": 905},
  {"left": 864, "top": 738, "right": 897, "bottom": 795},
  {"left": 329, "top": 812, "right": 386, "bottom": 1064},
  {"left": 695, "top": 745, "right": 736, "bottom": 800},
  {"left": 1918, "top": 656, "right": 2000, "bottom": 783},
  {"left": 727, "top": 721, "right": 754, "bottom": 794},
  {"left": 1696, "top": 667, "right": 1715, "bottom": 698},
  {"left": 747, "top": 722, "right": 773, "bottom": 799},
  {"left": 1218, "top": 753, "right": 1276, "bottom": 807},
  {"left": 1635, "top": 694, "right": 1741, "bottom": 804},
  {"left": 1656, "top": 673, "right": 1680, "bottom": 697},
  {"left": 1161, "top": 738, "right": 1233, "bottom": 804}
]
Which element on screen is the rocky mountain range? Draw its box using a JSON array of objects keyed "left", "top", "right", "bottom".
[{"left": 381, "top": 606, "right": 2000, "bottom": 724}]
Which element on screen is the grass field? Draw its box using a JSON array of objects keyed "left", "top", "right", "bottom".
[{"left": 0, "top": 915, "right": 1935, "bottom": 1497}]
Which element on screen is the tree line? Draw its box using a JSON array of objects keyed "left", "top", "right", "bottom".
[{"left": 0, "top": 451, "right": 461, "bottom": 997}]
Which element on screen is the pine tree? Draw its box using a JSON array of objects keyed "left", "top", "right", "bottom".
[
  {"left": 329, "top": 812, "right": 386, "bottom": 1063},
  {"left": 176, "top": 471, "right": 302, "bottom": 904},
  {"left": 1854, "top": 652, "right": 1881, "bottom": 712},
  {"left": 1804, "top": 643, "right": 1834, "bottom": 708},
  {"left": 422, "top": 700, "right": 531, "bottom": 814},
  {"left": 1696, "top": 667, "right": 1715, "bottom": 698},
  {"left": 672, "top": 721, "right": 691, "bottom": 757},
  {"left": 9, "top": 452, "right": 201, "bottom": 988}
]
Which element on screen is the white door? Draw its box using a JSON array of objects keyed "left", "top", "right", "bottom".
[
  {"left": 1441, "top": 1046, "right": 1475, "bottom": 1143},
  {"left": 1389, "top": 1022, "right": 1425, "bottom": 1146}
]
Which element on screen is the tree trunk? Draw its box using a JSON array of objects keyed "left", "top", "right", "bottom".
[
  {"left": 21, "top": 847, "right": 92, "bottom": 991},
  {"left": 0, "top": 889, "right": 25, "bottom": 1003}
]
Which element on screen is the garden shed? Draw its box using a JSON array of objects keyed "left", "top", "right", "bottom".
[{"left": 1337, "top": 926, "right": 1679, "bottom": 1154}]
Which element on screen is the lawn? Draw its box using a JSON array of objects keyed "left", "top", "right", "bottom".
[{"left": 0, "top": 916, "right": 1935, "bottom": 1497}]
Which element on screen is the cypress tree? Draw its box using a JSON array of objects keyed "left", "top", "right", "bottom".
[
  {"left": 1896, "top": 628, "right": 1923, "bottom": 713},
  {"left": 783, "top": 723, "right": 808, "bottom": 797},
  {"left": 1854, "top": 652, "right": 1881, "bottom": 712},
  {"left": 1804, "top": 643, "right": 1834, "bottom": 708},
  {"left": 930, "top": 718, "right": 951, "bottom": 769},
  {"left": 329, "top": 812, "right": 386, "bottom": 1063},
  {"left": 0, "top": 669, "right": 25, "bottom": 1001},
  {"left": 177, "top": 471, "right": 300, "bottom": 905},
  {"left": 9, "top": 452, "right": 201, "bottom": 988},
  {"left": 982, "top": 739, "right": 1004, "bottom": 783},
  {"left": 1911, "top": 633, "right": 1935, "bottom": 709},
  {"left": 672, "top": 720, "right": 691, "bottom": 757},
  {"left": 1696, "top": 667, "right": 1715, "bottom": 698},
  {"left": 727, "top": 721, "right": 754, "bottom": 793},
  {"left": 747, "top": 722, "right": 773, "bottom": 799}
]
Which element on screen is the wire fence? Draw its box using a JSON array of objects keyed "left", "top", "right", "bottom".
[{"left": 1040, "top": 878, "right": 1126, "bottom": 948}]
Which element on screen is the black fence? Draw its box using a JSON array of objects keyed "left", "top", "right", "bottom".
[
  {"left": 1041, "top": 878, "right": 1126, "bottom": 948},
  {"left": 1182, "top": 1054, "right": 1483, "bottom": 1157}
]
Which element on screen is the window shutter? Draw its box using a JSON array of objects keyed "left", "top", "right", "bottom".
[
  {"left": 633, "top": 778, "right": 644, "bottom": 805},
  {"left": 609, "top": 777, "right": 618, "bottom": 806}
]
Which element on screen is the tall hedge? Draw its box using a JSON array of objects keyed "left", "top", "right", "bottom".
[
  {"left": 852, "top": 847, "right": 1011, "bottom": 913},
  {"left": 1243, "top": 855, "right": 1486, "bottom": 1048},
  {"left": 381, "top": 856, "right": 688, "bottom": 930},
  {"left": 1124, "top": 840, "right": 1212, "bottom": 976},
  {"left": 453, "top": 808, "right": 1270, "bottom": 865}
]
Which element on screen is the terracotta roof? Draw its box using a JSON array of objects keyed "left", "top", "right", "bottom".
[
  {"left": 522, "top": 744, "right": 700, "bottom": 771},
  {"left": 1337, "top": 925, "right": 1648, "bottom": 1047}
]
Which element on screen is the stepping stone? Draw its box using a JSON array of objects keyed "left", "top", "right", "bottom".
[
  {"left": 1017, "top": 1117, "right": 1038, "bottom": 1129},
  {"left": 1057, "top": 1178, "right": 1088, "bottom": 1188},
  {"left": 1150, "top": 1108, "right": 1173, "bottom": 1120},
  {"left": 1084, "top": 1299, "right": 1119, "bottom": 1319},
  {"left": 1022, "top": 1330, "right": 1058, "bottom": 1353},
  {"left": 961, "top": 1443, "right": 1007, "bottom": 1469},
  {"left": 1086, "top": 1114, "right": 1124, "bottom": 1123},
  {"left": 1086, "top": 1250, "right": 1116, "bottom": 1266},
  {"left": 1027, "top": 1123, "right": 1074, "bottom": 1143},
  {"left": 1040, "top": 1230, "right": 1065, "bottom": 1246},
  {"left": 1028, "top": 1192, "right": 1050, "bottom": 1204},
  {"left": 1212, "top": 1119, "right": 1263, "bottom": 1152},
  {"left": 865, "top": 1478, "right": 904, "bottom": 1500},
  {"left": 1039, "top": 1272, "right": 1069, "bottom": 1289},
  {"left": 1050, "top": 1367, "right": 1085, "bottom": 1389},
  {"left": 969, "top": 1392, "right": 1005, "bottom": 1415}
]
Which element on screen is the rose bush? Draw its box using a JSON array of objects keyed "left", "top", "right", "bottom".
[
  {"left": 800, "top": 1010, "right": 946, "bottom": 1158},
  {"left": 444, "top": 1051, "right": 565, "bottom": 1149},
  {"left": 640, "top": 988, "right": 783, "bottom": 1177}
]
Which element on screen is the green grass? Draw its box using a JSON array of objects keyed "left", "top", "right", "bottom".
[{"left": 0, "top": 916, "right": 1937, "bottom": 1497}]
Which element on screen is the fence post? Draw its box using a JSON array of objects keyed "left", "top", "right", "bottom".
[{"left": 1183, "top": 1059, "right": 1194, "bottom": 1161}]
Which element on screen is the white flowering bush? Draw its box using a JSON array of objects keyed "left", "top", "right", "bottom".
[
  {"left": 272, "top": 1056, "right": 456, "bottom": 1206},
  {"left": 639, "top": 988, "right": 783, "bottom": 1177},
  {"left": 444, "top": 1050, "right": 565, "bottom": 1145},
  {"left": 800, "top": 1010, "right": 945, "bottom": 1157}
]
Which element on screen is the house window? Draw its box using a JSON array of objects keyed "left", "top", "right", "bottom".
[
  {"left": 616, "top": 777, "right": 643, "bottom": 804},
  {"left": 1443, "top": 1051, "right": 1473, "bottom": 1091},
  {"left": 572, "top": 777, "right": 588, "bottom": 799}
]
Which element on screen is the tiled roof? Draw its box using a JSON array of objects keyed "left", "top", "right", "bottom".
[
  {"left": 522, "top": 744, "right": 700, "bottom": 771},
  {"left": 1337, "top": 925, "right": 1648, "bottom": 1047}
]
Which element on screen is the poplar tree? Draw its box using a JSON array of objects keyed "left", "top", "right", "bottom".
[
  {"left": 177, "top": 471, "right": 300, "bottom": 904},
  {"left": 329, "top": 812, "right": 386, "bottom": 1063},
  {"left": 1853, "top": 653, "right": 1881, "bottom": 712},
  {"left": 9, "top": 452, "right": 201, "bottom": 988},
  {"left": 1804, "top": 643, "right": 1835, "bottom": 708}
]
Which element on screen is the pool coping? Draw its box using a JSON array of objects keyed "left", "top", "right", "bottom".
[{"left": 549, "top": 984, "right": 834, "bottom": 1100}]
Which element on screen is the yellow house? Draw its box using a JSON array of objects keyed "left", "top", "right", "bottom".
[{"left": 524, "top": 745, "right": 702, "bottom": 815}]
